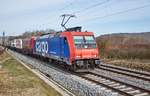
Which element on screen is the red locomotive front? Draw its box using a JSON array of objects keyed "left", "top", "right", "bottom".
[{"left": 61, "top": 29, "right": 100, "bottom": 71}]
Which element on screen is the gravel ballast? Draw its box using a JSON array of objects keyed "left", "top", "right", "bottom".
[{"left": 9, "top": 50, "right": 118, "bottom": 96}]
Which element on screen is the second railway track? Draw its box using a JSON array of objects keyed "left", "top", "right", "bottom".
[
  {"left": 98, "top": 64, "right": 150, "bottom": 82},
  {"left": 80, "top": 71, "right": 150, "bottom": 96}
]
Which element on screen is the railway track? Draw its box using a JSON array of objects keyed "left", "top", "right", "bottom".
[
  {"left": 98, "top": 64, "right": 150, "bottom": 82},
  {"left": 8, "top": 50, "right": 150, "bottom": 96},
  {"left": 80, "top": 71, "right": 150, "bottom": 96}
]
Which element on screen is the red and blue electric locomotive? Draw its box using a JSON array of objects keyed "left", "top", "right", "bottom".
[{"left": 34, "top": 27, "right": 100, "bottom": 72}]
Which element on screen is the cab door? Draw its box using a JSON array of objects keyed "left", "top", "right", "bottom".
[{"left": 60, "top": 37, "right": 70, "bottom": 61}]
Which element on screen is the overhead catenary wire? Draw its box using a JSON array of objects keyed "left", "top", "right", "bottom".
[
  {"left": 59, "top": 0, "right": 76, "bottom": 11},
  {"left": 82, "top": 3, "right": 150, "bottom": 22},
  {"left": 27, "top": 1, "right": 150, "bottom": 31},
  {"left": 26, "top": 0, "right": 76, "bottom": 31},
  {"left": 35, "top": 0, "right": 109, "bottom": 30},
  {"left": 73, "top": 0, "right": 110, "bottom": 14}
]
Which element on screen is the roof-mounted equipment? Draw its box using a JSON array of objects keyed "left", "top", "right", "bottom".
[{"left": 61, "top": 14, "right": 75, "bottom": 30}]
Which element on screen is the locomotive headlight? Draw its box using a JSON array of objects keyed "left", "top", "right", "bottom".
[
  {"left": 95, "top": 60, "right": 100, "bottom": 64},
  {"left": 76, "top": 56, "right": 81, "bottom": 58},
  {"left": 94, "top": 55, "right": 97, "bottom": 57}
]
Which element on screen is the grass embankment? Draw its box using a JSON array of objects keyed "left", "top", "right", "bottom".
[
  {"left": 96, "top": 35, "right": 150, "bottom": 72},
  {"left": 0, "top": 52, "right": 61, "bottom": 96},
  {"left": 0, "top": 49, "right": 8, "bottom": 61},
  {"left": 99, "top": 46, "right": 150, "bottom": 72}
]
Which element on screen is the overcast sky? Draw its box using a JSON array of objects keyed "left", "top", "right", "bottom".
[{"left": 0, "top": 0, "right": 150, "bottom": 36}]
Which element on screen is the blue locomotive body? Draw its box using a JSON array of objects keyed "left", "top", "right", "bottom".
[{"left": 34, "top": 35, "right": 70, "bottom": 64}]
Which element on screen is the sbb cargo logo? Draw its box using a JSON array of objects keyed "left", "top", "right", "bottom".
[{"left": 35, "top": 41, "right": 48, "bottom": 53}]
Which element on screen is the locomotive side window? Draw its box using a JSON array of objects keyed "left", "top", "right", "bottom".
[{"left": 64, "top": 37, "right": 67, "bottom": 43}]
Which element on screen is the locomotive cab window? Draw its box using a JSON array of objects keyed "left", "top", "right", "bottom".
[
  {"left": 84, "top": 36, "right": 96, "bottom": 48},
  {"left": 73, "top": 36, "right": 84, "bottom": 44},
  {"left": 73, "top": 36, "right": 84, "bottom": 49},
  {"left": 73, "top": 36, "right": 96, "bottom": 49}
]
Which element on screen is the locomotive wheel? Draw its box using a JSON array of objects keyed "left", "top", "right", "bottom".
[
  {"left": 71, "top": 63, "right": 77, "bottom": 71},
  {"left": 49, "top": 59, "right": 53, "bottom": 63},
  {"left": 91, "top": 64, "right": 95, "bottom": 69},
  {"left": 65, "top": 65, "right": 70, "bottom": 71}
]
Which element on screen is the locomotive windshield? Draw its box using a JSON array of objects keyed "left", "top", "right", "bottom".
[
  {"left": 73, "top": 36, "right": 96, "bottom": 49},
  {"left": 73, "top": 36, "right": 84, "bottom": 44},
  {"left": 84, "top": 36, "right": 95, "bottom": 43}
]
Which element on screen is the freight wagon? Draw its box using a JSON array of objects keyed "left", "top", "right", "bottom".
[
  {"left": 10, "top": 39, "right": 23, "bottom": 52},
  {"left": 22, "top": 37, "right": 35, "bottom": 54}
]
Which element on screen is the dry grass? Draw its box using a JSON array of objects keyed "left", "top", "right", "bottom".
[
  {"left": 102, "top": 58, "right": 150, "bottom": 72},
  {"left": 97, "top": 35, "right": 150, "bottom": 72},
  {"left": 0, "top": 51, "right": 8, "bottom": 61},
  {"left": 96, "top": 33, "right": 150, "bottom": 59},
  {"left": 0, "top": 53, "right": 61, "bottom": 96},
  {"left": 0, "top": 46, "right": 5, "bottom": 55}
]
